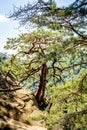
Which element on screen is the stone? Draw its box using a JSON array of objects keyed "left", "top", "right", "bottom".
[{"left": 0, "top": 71, "right": 47, "bottom": 130}]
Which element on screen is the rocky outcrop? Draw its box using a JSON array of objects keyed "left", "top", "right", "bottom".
[{"left": 0, "top": 71, "right": 47, "bottom": 130}]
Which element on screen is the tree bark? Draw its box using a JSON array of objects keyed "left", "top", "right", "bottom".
[{"left": 36, "top": 63, "right": 48, "bottom": 104}]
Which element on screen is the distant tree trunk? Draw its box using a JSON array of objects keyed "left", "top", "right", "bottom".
[{"left": 36, "top": 63, "right": 48, "bottom": 106}]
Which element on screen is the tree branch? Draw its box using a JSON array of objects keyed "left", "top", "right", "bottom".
[
  {"left": 62, "top": 62, "right": 87, "bottom": 71},
  {"left": 68, "top": 22, "right": 87, "bottom": 39}
]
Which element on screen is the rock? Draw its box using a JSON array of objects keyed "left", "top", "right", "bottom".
[
  {"left": 0, "top": 71, "right": 47, "bottom": 130},
  {"left": 0, "top": 118, "right": 47, "bottom": 130}
]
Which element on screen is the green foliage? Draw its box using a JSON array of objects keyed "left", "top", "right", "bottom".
[
  {"left": 27, "top": 114, "right": 44, "bottom": 122},
  {"left": 51, "top": 0, "right": 57, "bottom": 13},
  {"left": 0, "top": 53, "right": 9, "bottom": 71},
  {"left": 45, "top": 71, "right": 87, "bottom": 130},
  {"left": 5, "top": 28, "right": 72, "bottom": 81}
]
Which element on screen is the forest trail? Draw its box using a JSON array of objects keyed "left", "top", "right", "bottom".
[{"left": 0, "top": 71, "right": 47, "bottom": 130}]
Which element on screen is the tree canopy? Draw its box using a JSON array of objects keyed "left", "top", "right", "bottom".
[{"left": 9, "top": 0, "right": 87, "bottom": 38}]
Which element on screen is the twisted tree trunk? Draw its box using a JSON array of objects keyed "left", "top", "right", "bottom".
[{"left": 36, "top": 63, "right": 48, "bottom": 107}]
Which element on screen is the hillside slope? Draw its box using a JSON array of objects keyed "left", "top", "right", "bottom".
[{"left": 0, "top": 71, "right": 47, "bottom": 130}]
